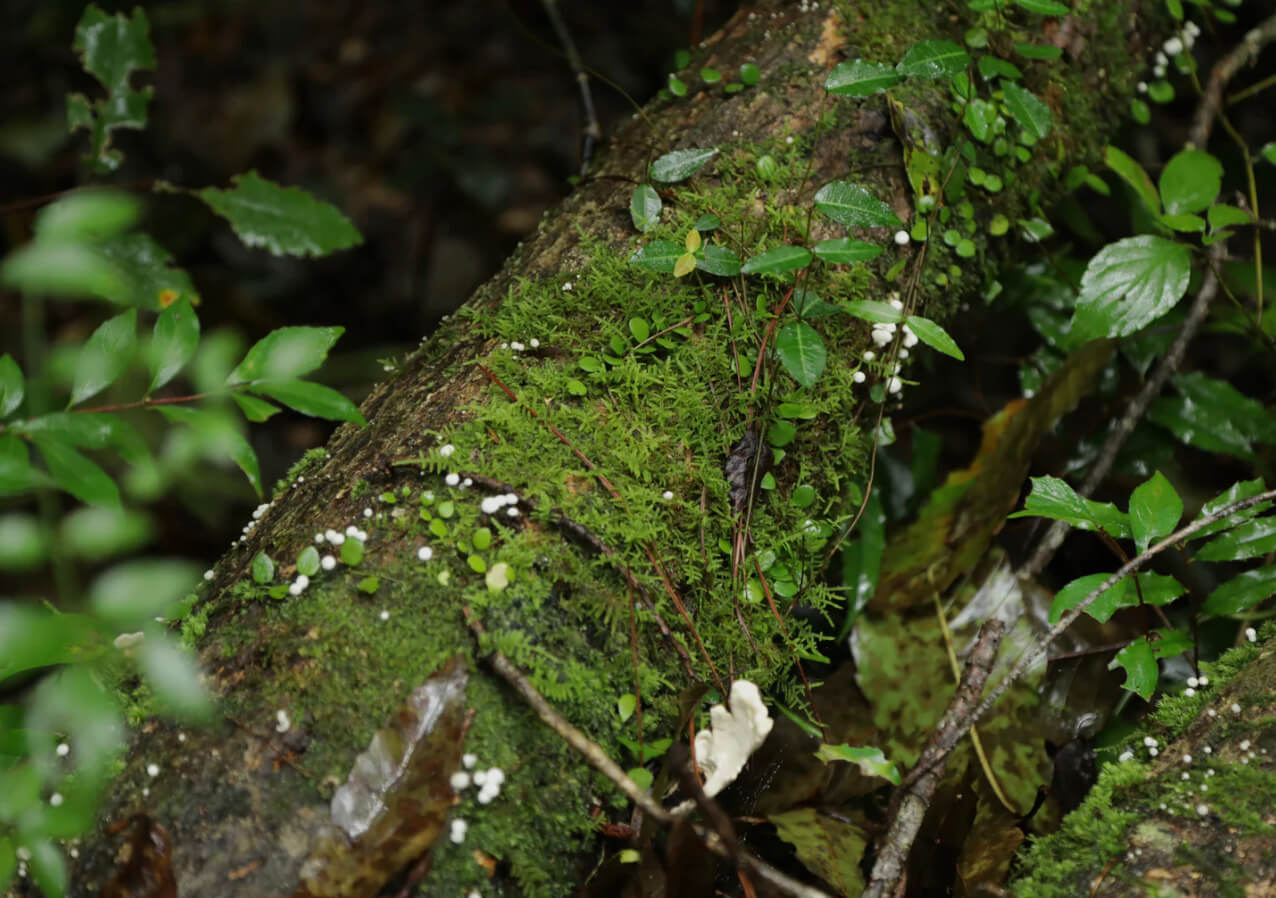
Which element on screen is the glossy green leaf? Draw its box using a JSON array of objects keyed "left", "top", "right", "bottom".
[
  {"left": 342, "top": 536, "right": 364, "bottom": 566},
  {"left": 1050, "top": 572, "right": 1184, "bottom": 625},
  {"left": 629, "top": 184, "right": 661, "bottom": 232},
  {"left": 1148, "top": 372, "right": 1276, "bottom": 460},
  {"left": 90, "top": 559, "right": 200, "bottom": 627},
  {"left": 1129, "top": 471, "right": 1182, "bottom": 554},
  {"left": 1071, "top": 236, "right": 1190, "bottom": 338},
  {"left": 137, "top": 637, "right": 213, "bottom": 721},
  {"left": 825, "top": 60, "right": 900, "bottom": 96},
  {"left": 696, "top": 244, "right": 742, "bottom": 276},
  {"left": 1159, "top": 212, "right": 1205, "bottom": 233},
  {"left": 815, "top": 743, "right": 901, "bottom": 784},
  {"left": 1109, "top": 638, "right": 1158, "bottom": 700},
  {"left": 227, "top": 325, "right": 343, "bottom": 384},
  {"left": 196, "top": 171, "right": 362, "bottom": 257},
  {"left": 895, "top": 40, "right": 970, "bottom": 79},
  {"left": 812, "top": 238, "right": 883, "bottom": 264},
  {"left": 667, "top": 74, "right": 686, "bottom": 96},
  {"left": 68, "top": 5, "right": 155, "bottom": 172},
  {"left": 1190, "top": 479, "right": 1270, "bottom": 540},
  {"left": 774, "top": 322, "right": 826, "bottom": 388},
  {"left": 628, "top": 239, "right": 682, "bottom": 274},
  {"left": 1001, "top": 81, "right": 1053, "bottom": 139},
  {"left": 0, "top": 355, "right": 23, "bottom": 417},
  {"left": 232, "top": 392, "right": 280, "bottom": 422},
  {"left": 1196, "top": 517, "right": 1276, "bottom": 562},
  {"left": 248, "top": 379, "right": 367, "bottom": 426},
  {"left": 740, "top": 62, "right": 761, "bottom": 85},
  {"left": 71, "top": 307, "right": 136, "bottom": 406},
  {"left": 905, "top": 315, "right": 964, "bottom": 360},
  {"left": 61, "top": 506, "right": 152, "bottom": 561},
  {"left": 252, "top": 551, "right": 275, "bottom": 584},
  {"left": 648, "top": 148, "right": 718, "bottom": 183},
  {"left": 978, "top": 56, "right": 1021, "bottom": 81},
  {"left": 628, "top": 318, "right": 650, "bottom": 343},
  {"left": 1014, "top": 0, "right": 1069, "bottom": 12},
  {"left": 97, "top": 232, "right": 201, "bottom": 309},
  {"left": 297, "top": 545, "right": 320, "bottom": 576},
  {"left": 33, "top": 438, "right": 119, "bottom": 506},
  {"left": 1159, "top": 148, "right": 1222, "bottom": 215},
  {"left": 1261, "top": 142, "right": 1276, "bottom": 166},
  {"left": 962, "top": 98, "right": 999, "bottom": 142},
  {"left": 814, "top": 181, "right": 902, "bottom": 228},
  {"left": 1104, "top": 145, "right": 1160, "bottom": 213},
  {"left": 0, "top": 434, "right": 33, "bottom": 495},
  {"left": 700, "top": 66, "right": 721, "bottom": 84},
  {"left": 1207, "top": 203, "right": 1252, "bottom": 231},
  {"left": 792, "top": 289, "right": 842, "bottom": 319},
  {"left": 741, "top": 245, "right": 811, "bottom": 276},
  {"left": 148, "top": 297, "right": 199, "bottom": 391},
  {"left": 842, "top": 300, "right": 903, "bottom": 324},
  {"left": 1202, "top": 565, "right": 1276, "bottom": 616},
  {"left": 1009, "top": 475, "right": 1131, "bottom": 537}
]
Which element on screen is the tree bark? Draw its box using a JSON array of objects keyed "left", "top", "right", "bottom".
[{"left": 61, "top": 1, "right": 1183, "bottom": 896}]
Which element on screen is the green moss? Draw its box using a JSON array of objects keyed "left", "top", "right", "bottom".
[{"left": 273, "top": 446, "right": 330, "bottom": 499}]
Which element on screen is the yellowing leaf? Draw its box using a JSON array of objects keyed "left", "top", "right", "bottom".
[{"left": 673, "top": 252, "right": 697, "bottom": 277}]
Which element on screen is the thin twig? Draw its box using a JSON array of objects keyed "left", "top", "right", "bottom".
[
  {"left": 1189, "top": 11, "right": 1276, "bottom": 147},
  {"left": 538, "top": 0, "right": 602, "bottom": 174}
]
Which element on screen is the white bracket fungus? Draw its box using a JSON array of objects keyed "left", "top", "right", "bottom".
[{"left": 676, "top": 679, "right": 773, "bottom": 813}]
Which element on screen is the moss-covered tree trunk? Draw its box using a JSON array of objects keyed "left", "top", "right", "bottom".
[{"left": 65, "top": 1, "right": 1176, "bottom": 895}]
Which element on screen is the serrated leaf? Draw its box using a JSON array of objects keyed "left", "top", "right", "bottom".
[
  {"left": 825, "top": 60, "right": 901, "bottom": 96},
  {"left": 648, "top": 148, "right": 718, "bottom": 183},
  {"left": 1109, "top": 638, "right": 1158, "bottom": 700},
  {"left": 1001, "top": 81, "right": 1052, "bottom": 139},
  {"left": 90, "top": 559, "right": 199, "bottom": 627},
  {"left": 0, "top": 355, "right": 24, "bottom": 417},
  {"left": 842, "top": 300, "right": 903, "bottom": 324},
  {"left": 196, "top": 171, "right": 362, "bottom": 257},
  {"left": 1160, "top": 148, "right": 1222, "bottom": 215},
  {"left": 227, "top": 325, "right": 343, "bottom": 384},
  {"left": 774, "top": 322, "right": 826, "bottom": 388},
  {"left": 137, "top": 637, "right": 212, "bottom": 722},
  {"left": 1196, "top": 517, "right": 1276, "bottom": 562},
  {"left": 1202, "top": 565, "right": 1276, "bottom": 615},
  {"left": 96, "top": 232, "right": 201, "bottom": 310},
  {"left": 148, "top": 297, "right": 199, "bottom": 392},
  {"left": 1013, "top": 0, "right": 1069, "bottom": 13},
  {"left": 32, "top": 438, "right": 119, "bottom": 507},
  {"left": 696, "top": 244, "right": 742, "bottom": 276},
  {"left": 1071, "top": 236, "right": 1190, "bottom": 339},
  {"left": 629, "top": 184, "right": 661, "bottom": 232},
  {"left": 1104, "top": 145, "right": 1160, "bottom": 213},
  {"left": 1009, "top": 475, "right": 1131, "bottom": 537},
  {"left": 812, "top": 238, "right": 883, "bottom": 264},
  {"left": 895, "top": 40, "right": 970, "bottom": 79},
  {"left": 905, "top": 315, "right": 964, "bottom": 360},
  {"left": 70, "top": 308, "right": 137, "bottom": 406},
  {"left": 248, "top": 379, "right": 367, "bottom": 426},
  {"left": 815, "top": 743, "right": 901, "bottom": 784},
  {"left": 741, "top": 245, "right": 811, "bottom": 276},
  {"left": 814, "top": 181, "right": 902, "bottom": 228},
  {"left": 1129, "top": 471, "right": 1182, "bottom": 554},
  {"left": 1148, "top": 372, "right": 1276, "bottom": 460},
  {"left": 629, "top": 240, "right": 682, "bottom": 274},
  {"left": 69, "top": 5, "right": 155, "bottom": 172},
  {"left": 1190, "top": 479, "right": 1270, "bottom": 539}
]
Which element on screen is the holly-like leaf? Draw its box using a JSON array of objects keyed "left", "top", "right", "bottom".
[
  {"left": 696, "top": 245, "right": 742, "bottom": 276},
  {"left": 1160, "top": 148, "right": 1222, "bottom": 215},
  {"left": 648, "top": 148, "right": 718, "bottom": 183},
  {"left": 1196, "top": 517, "right": 1276, "bottom": 562},
  {"left": 68, "top": 4, "right": 156, "bottom": 172},
  {"left": 814, "top": 181, "right": 902, "bottom": 228},
  {"left": 1001, "top": 81, "right": 1052, "bottom": 139},
  {"left": 148, "top": 298, "right": 199, "bottom": 392},
  {"left": 1189, "top": 479, "right": 1270, "bottom": 540},
  {"left": 905, "top": 315, "right": 965, "bottom": 360},
  {"left": 1109, "top": 638, "right": 1158, "bottom": 700},
  {"left": 1129, "top": 471, "right": 1182, "bottom": 554},
  {"left": 1148, "top": 372, "right": 1276, "bottom": 460},
  {"left": 227, "top": 326, "right": 343, "bottom": 385},
  {"left": 825, "top": 60, "right": 901, "bottom": 96},
  {"left": 248, "top": 380, "right": 366, "bottom": 426},
  {"left": 97, "top": 232, "right": 201, "bottom": 310},
  {"left": 629, "top": 240, "right": 682, "bottom": 274},
  {"left": 0, "top": 355, "right": 24, "bottom": 417},
  {"left": 895, "top": 40, "right": 970, "bottom": 79},
  {"left": 196, "top": 172, "right": 362, "bottom": 257},
  {"left": 32, "top": 438, "right": 119, "bottom": 507},
  {"left": 741, "top": 245, "right": 811, "bottom": 276},
  {"left": 629, "top": 184, "right": 661, "bottom": 232},
  {"left": 1009, "top": 475, "right": 1132, "bottom": 537},
  {"left": 1202, "top": 565, "right": 1276, "bottom": 616},
  {"left": 1104, "top": 145, "right": 1160, "bottom": 213},
  {"left": 774, "top": 321, "right": 826, "bottom": 388},
  {"left": 1071, "top": 236, "right": 1190, "bottom": 338},
  {"left": 812, "top": 238, "right": 883, "bottom": 264}
]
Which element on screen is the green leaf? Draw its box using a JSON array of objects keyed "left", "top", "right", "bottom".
[
  {"left": 629, "top": 240, "right": 682, "bottom": 274},
  {"left": 1148, "top": 372, "right": 1276, "bottom": 460},
  {"left": 27, "top": 839, "right": 68, "bottom": 898},
  {"left": 673, "top": 252, "right": 697, "bottom": 278},
  {"left": 962, "top": 98, "right": 999, "bottom": 142},
  {"left": 629, "top": 318, "right": 650, "bottom": 343},
  {"left": 978, "top": 56, "right": 1022, "bottom": 81},
  {"left": 297, "top": 545, "right": 320, "bottom": 576},
  {"left": 1001, "top": 81, "right": 1053, "bottom": 139},
  {"left": 1207, "top": 203, "right": 1252, "bottom": 231},
  {"left": 97, "top": 232, "right": 201, "bottom": 310},
  {"left": 1190, "top": 479, "right": 1270, "bottom": 540},
  {"left": 227, "top": 325, "right": 344, "bottom": 384},
  {"left": 1014, "top": 41, "right": 1063, "bottom": 60},
  {"left": 157, "top": 405, "right": 262, "bottom": 495},
  {"left": 739, "top": 62, "right": 761, "bottom": 85},
  {"left": 814, "top": 743, "right": 901, "bottom": 784},
  {"left": 1050, "top": 571, "right": 1184, "bottom": 624},
  {"left": 15, "top": 411, "right": 148, "bottom": 463},
  {"left": 814, "top": 181, "right": 902, "bottom": 228},
  {"left": 232, "top": 392, "right": 280, "bottom": 422},
  {"left": 629, "top": 184, "right": 661, "bottom": 232},
  {"left": 196, "top": 171, "right": 362, "bottom": 257},
  {"left": 1202, "top": 565, "right": 1276, "bottom": 615},
  {"left": 1129, "top": 471, "right": 1182, "bottom": 554},
  {"left": 248, "top": 379, "right": 367, "bottom": 426},
  {"left": 825, "top": 60, "right": 901, "bottom": 96},
  {"left": 1071, "top": 236, "right": 1190, "bottom": 338},
  {"left": 895, "top": 40, "right": 970, "bottom": 79},
  {"left": 136, "top": 637, "right": 213, "bottom": 722},
  {"left": 1262, "top": 142, "right": 1276, "bottom": 166},
  {"left": 1160, "top": 148, "right": 1222, "bottom": 215},
  {"left": 33, "top": 438, "right": 119, "bottom": 506},
  {"left": 1104, "top": 145, "right": 1160, "bottom": 213},
  {"left": 842, "top": 300, "right": 903, "bottom": 324},
  {"left": 2, "top": 241, "right": 127, "bottom": 303},
  {"left": 90, "top": 559, "right": 200, "bottom": 627},
  {"left": 341, "top": 537, "right": 365, "bottom": 566},
  {"left": 1109, "top": 638, "right": 1158, "bottom": 700},
  {"left": 812, "top": 238, "right": 883, "bottom": 264},
  {"left": 0, "top": 514, "right": 47, "bottom": 570},
  {"left": 35, "top": 192, "right": 139, "bottom": 243},
  {"left": 792, "top": 290, "right": 843, "bottom": 319},
  {"left": 71, "top": 307, "right": 137, "bottom": 406},
  {"left": 667, "top": 74, "right": 687, "bottom": 96},
  {"left": 904, "top": 315, "right": 964, "bottom": 360},
  {"left": 1009, "top": 475, "right": 1131, "bottom": 537},
  {"left": 252, "top": 551, "right": 276, "bottom": 584},
  {"left": 148, "top": 298, "right": 199, "bottom": 392},
  {"left": 648, "top": 148, "right": 718, "bottom": 183},
  {"left": 1013, "top": 0, "right": 1069, "bottom": 12},
  {"left": 700, "top": 67, "right": 721, "bottom": 84},
  {"left": 741, "top": 245, "right": 811, "bottom": 276},
  {"left": 0, "top": 355, "right": 24, "bottom": 417},
  {"left": 61, "top": 506, "right": 152, "bottom": 561},
  {"left": 774, "top": 322, "right": 827, "bottom": 388},
  {"left": 0, "top": 607, "right": 100, "bottom": 681},
  {"left": 1159, "top": 212, "right": 1205, "bottom": 233},
  {"left": 1196, "top": 517, "right": 1276, "bottom": 562},
  {"left": 769, "top": 807, "right": 868, "bottom": 898},
  {"left": 0, "top": 434, "right": 33, "bottom": 495},
  {"left": 68, "top": 5, "right": 155, "bottom": 172},
  {"left": 696, "top": 244, "right": 742, "bottom": 276}
]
